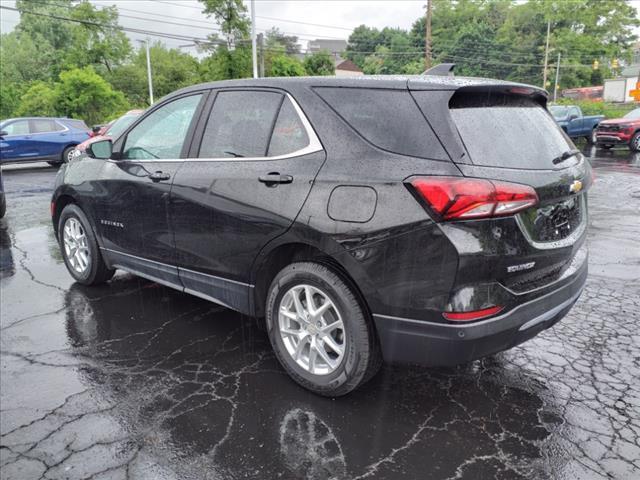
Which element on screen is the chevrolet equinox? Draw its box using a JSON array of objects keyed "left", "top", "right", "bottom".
[{"left": 52, "top": 76, "right": 590, "bottom": 396}]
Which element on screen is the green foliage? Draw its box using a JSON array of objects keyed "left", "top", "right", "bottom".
[
  {"left": 198, "top": 0, "right": 250, "bottom": 48},
  {"left": 15, "top": 82, "right": 57, "bottom": 117},
  {"left": 265, "top": 28, "right": 300, "bottom": 55},
  {"left": 303, "top": 51, "right": 335, "bottom": 76},
  {"left": 552, "top": 98, "right": 638, "bottom": 119},
  {"left": 54, "top": 68, "right": 128, "bottom": 125},
  {"left": 269, "top": 55, "right": 306, "bottom": 77},
  {"left": 200, "top": 46, "right": 253, "bottom": 81}
]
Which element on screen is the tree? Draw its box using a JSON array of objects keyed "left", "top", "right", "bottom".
[
  {"left": 200, "top": 46, "right": 252, "bottom": 81},
  {"left": 0, "top": 32, "right": 55, "bottom": 84},
  {"left": 345, "top": 25, "right": 384, "bottom": 68},
  {"left": 198, "top": 0, "right": 250, "bottom": 49},
  {"left": 269, "top": 55, "right": 306, "bottom": 77},
  {"left": 55, "top": 67, "right": 128, "bottom": 125},
  {"left": 15, "top": 82, "right": 57, "bottom": 117},
  {"left": 303, "top": 51, "right": 335, "bottom": 76},
  {"left": 265, "top": 28, "right": 300, "bottom": 55}
]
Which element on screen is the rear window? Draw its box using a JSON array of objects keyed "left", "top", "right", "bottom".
[
  {"left": 450, "top": 94, "right": 572, "bottom": 169},
  {"left": 315, "top": 87, "right": 448, "bottom": 160}
]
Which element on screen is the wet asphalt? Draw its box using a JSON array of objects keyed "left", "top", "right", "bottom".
[{"left": 0, "top": 145, "right": 639, "bottom": 480}]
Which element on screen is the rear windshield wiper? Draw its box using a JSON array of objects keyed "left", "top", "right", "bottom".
[
  {"left": 224, "top": 151, "right": 245, "bottom": 158},
  {"left": 552, "top": 149, "right": 581, "bottom": 165}
]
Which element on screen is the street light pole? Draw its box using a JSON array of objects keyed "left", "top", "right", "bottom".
[
  {"left": 553, "top": 52, "right": 561, "bottom": 102},
  {"left": 251, "top": 0, "right": 258, "bottom": 78},
  {"left": 138, "top": 39, "right": 154, "bottom": 105},
  {"left": 542, "top": 20, "right": 551, "bottom": 89}
]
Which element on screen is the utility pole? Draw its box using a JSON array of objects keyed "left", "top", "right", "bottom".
[
  {"left": 251, "top": 0, "right": 257, "bottom": 79},
  {"left": 424, "top": 0, "right": 433, "bottom": 69},
  {"left": 542, "top": 20, "right": 551, "bottom": 89},
  {"left": 553, "top": 52, "right": 561, "bottom": 102},
  {"left": 138, "top": 39, "right": 154, "bottom": 105},
  {"left": 257, "top": 33, "right": 264, "bottom": 78}
]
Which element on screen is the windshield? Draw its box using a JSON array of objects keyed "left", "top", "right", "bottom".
[
  {"left": 105, "top": 114, "right": 139, "bottom": 139},
  {"left": 623, "top": 109, "right": 640, "bottom": 120},
  {"left": 451, "top": 96, "right": 573, "bottom": 169},
  {"left": 549, "top": 106, "right": 568, "bottom": 118}
]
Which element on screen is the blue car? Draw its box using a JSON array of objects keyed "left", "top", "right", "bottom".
[{"left": 0, "top": 117, "right": 90, "bottom": 166}]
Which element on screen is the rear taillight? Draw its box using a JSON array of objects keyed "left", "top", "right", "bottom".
[
  {"left": 409, "top": 176, "right": 538, "bottom": 221},
  {"left": 443, "top": 305, "right": 504, "bottom": 322}
]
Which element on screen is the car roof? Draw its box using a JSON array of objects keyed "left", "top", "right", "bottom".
[
  {"left": 1, "top": 117, "right": 84, "bottom": 123},
  {"left": 169, "top": 74, "right": 547, "bottom": 98}
]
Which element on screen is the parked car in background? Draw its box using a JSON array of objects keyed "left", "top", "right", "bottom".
[
  {"left": 595, "top": 108, "right": 640, "bottom": 151},
  {"left": 549, "top": 105, "right": 604, "bottom": 143},
  {"left": 0, "top": 117, "right": 90, "bottom": 166},
  {"left": 75, "top": 110, "right": 144, "bottom": 155}
]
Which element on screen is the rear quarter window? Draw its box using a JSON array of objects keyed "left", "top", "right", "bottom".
[{"left": 315, "top": 87, "right": 448, "bottom": 160}]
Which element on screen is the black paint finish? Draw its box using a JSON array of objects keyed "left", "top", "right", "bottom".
[{"left": 52, "top": 75, "right": 590, "bottom": 369}]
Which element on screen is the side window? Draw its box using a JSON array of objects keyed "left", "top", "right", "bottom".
[
  {"left": 315, "top": 87, "right": 448, "bottom": 160},
  {"left": 199, "top": 91, "right": 283, "bottom": 158},
  {"left": 123, "top": 94, "right": 202, "bottom": 160},
  {"left": 31, "top": 119, "right": 63, "bottom": 133},
  {"left": 268, "top": 97, "right": 309, "bottom": 156},
  {"left": 3, "top": 120, "right": 30, "bottom": 136}
]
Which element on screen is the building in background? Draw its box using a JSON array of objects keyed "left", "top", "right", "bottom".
[
  {"left": 604, "top": 42, "right": 640, "bottom": 103},
  {"left": 335, "top": 59, "right": 363, "bottom": 77}
]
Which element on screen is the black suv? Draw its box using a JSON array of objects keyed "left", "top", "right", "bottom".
[{"left": 52, "top": 76, "right": 590, "bottom": 396}]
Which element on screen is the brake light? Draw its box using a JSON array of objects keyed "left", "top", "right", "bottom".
[
  {"left": 409, "top": 177, "right": 538, "bottom": 221},
  {"left": 443, "top": 305, "right": 503, "bottom": 321}
]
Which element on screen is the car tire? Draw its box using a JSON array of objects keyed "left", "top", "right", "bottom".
[
  {"left": 631, "top": 132, "right": 640, "bottom": 152},
  {"left": 61, "top": 146, "right": 76, "bottom": 164},
  {"left": 587, "top": 128, "right": 597, "bottom": 145},
  {"left": 58, "top": 204, "right": 114, "bottom": 285},
  {"left": 0, "top": 195, "right": 5, "bottom": 219},
  {"left": 266, "top": 262, "right": 382, "bottom": 396}
]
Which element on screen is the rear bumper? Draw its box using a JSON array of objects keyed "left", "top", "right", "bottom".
[{"left": 373, "top": 258, "right": 587, "bottom": 366}]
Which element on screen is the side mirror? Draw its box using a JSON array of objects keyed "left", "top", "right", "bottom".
[
  {"left": 87, "top": 139, "right": 113, "bottom": 160},
  {"left": 568, "top": 114, "right": 578, "bottom": 121},
  {"left": 92, "top": 125, "right": 102, "bottom": 134}
]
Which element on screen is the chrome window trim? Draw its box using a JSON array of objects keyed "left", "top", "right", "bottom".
[
  {"left": 1, "top": 119, "right": 70, "bottom": 137},
  {"left": 111, "top": 92, "right": 323, "bottom": 163}
]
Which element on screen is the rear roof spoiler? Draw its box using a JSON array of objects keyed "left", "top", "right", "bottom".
[{"left": 422, "top": 63, "right": 455, "bottom": 76}]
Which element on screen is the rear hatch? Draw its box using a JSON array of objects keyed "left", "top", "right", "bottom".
[{"left": 410, "top": 83, "right": 591, "bottom": 297}]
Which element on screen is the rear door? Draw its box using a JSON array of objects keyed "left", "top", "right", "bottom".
[
  {"left": 170, "top": 89, "right": 325, "bottom": 312},
  {"left": 29, "top": 119, "right": 67, "bottom": 159}
]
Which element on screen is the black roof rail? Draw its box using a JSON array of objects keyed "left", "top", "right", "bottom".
[{"left": 422, "top": 63, "right": 455, "bottom": 76}]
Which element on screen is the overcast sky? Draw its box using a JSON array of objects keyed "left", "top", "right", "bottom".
[
  {"left": 1, "top": 0, "right": 639, "bottom": 57},
  {"left": 0, "top": 0, "right": 428, "bottom": 55}
]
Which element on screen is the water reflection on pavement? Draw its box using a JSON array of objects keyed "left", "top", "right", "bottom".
[{"left": 1, "top": 148, "right": 639, "bottom": 479}]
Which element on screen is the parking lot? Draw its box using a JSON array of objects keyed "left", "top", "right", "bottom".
[{"left": 1, "top": 145, "right": 639, "bottom": 480}]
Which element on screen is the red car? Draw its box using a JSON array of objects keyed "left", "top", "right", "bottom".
[
  {"left": 76, "top": 110, "right": 143, "bottom": 153},
  {"left": 595, "top": 108, "right": 640, "bottom": 151}
]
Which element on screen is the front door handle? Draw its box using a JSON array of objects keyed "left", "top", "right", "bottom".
[
  {"left": 258, "top": 173, "right": 293, "bottom": 186},
  {"left": 149, "top": 171, "right": 171, "bottom": 182}
]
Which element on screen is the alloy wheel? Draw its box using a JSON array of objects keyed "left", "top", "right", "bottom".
[
  {"left": 278, "top": 284, "right": 345, "bottom": 375},
  {"left": 633, "top": 135, "right": 640, "bottom": 151},
  {"left": 63, "top": 217, "right": 91, "bottom": 274}
]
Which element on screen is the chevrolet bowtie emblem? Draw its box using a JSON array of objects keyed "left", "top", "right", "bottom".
[{"left": 569, "top": 180, "right": 583, "bottom": 194}]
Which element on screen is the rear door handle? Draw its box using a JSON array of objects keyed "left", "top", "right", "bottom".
[
  {"left": 149, "top": 171, "right": 171, "bottom": 182},
  {"left": 258, "top": 173, "right": 293, "bottom": 186}
]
